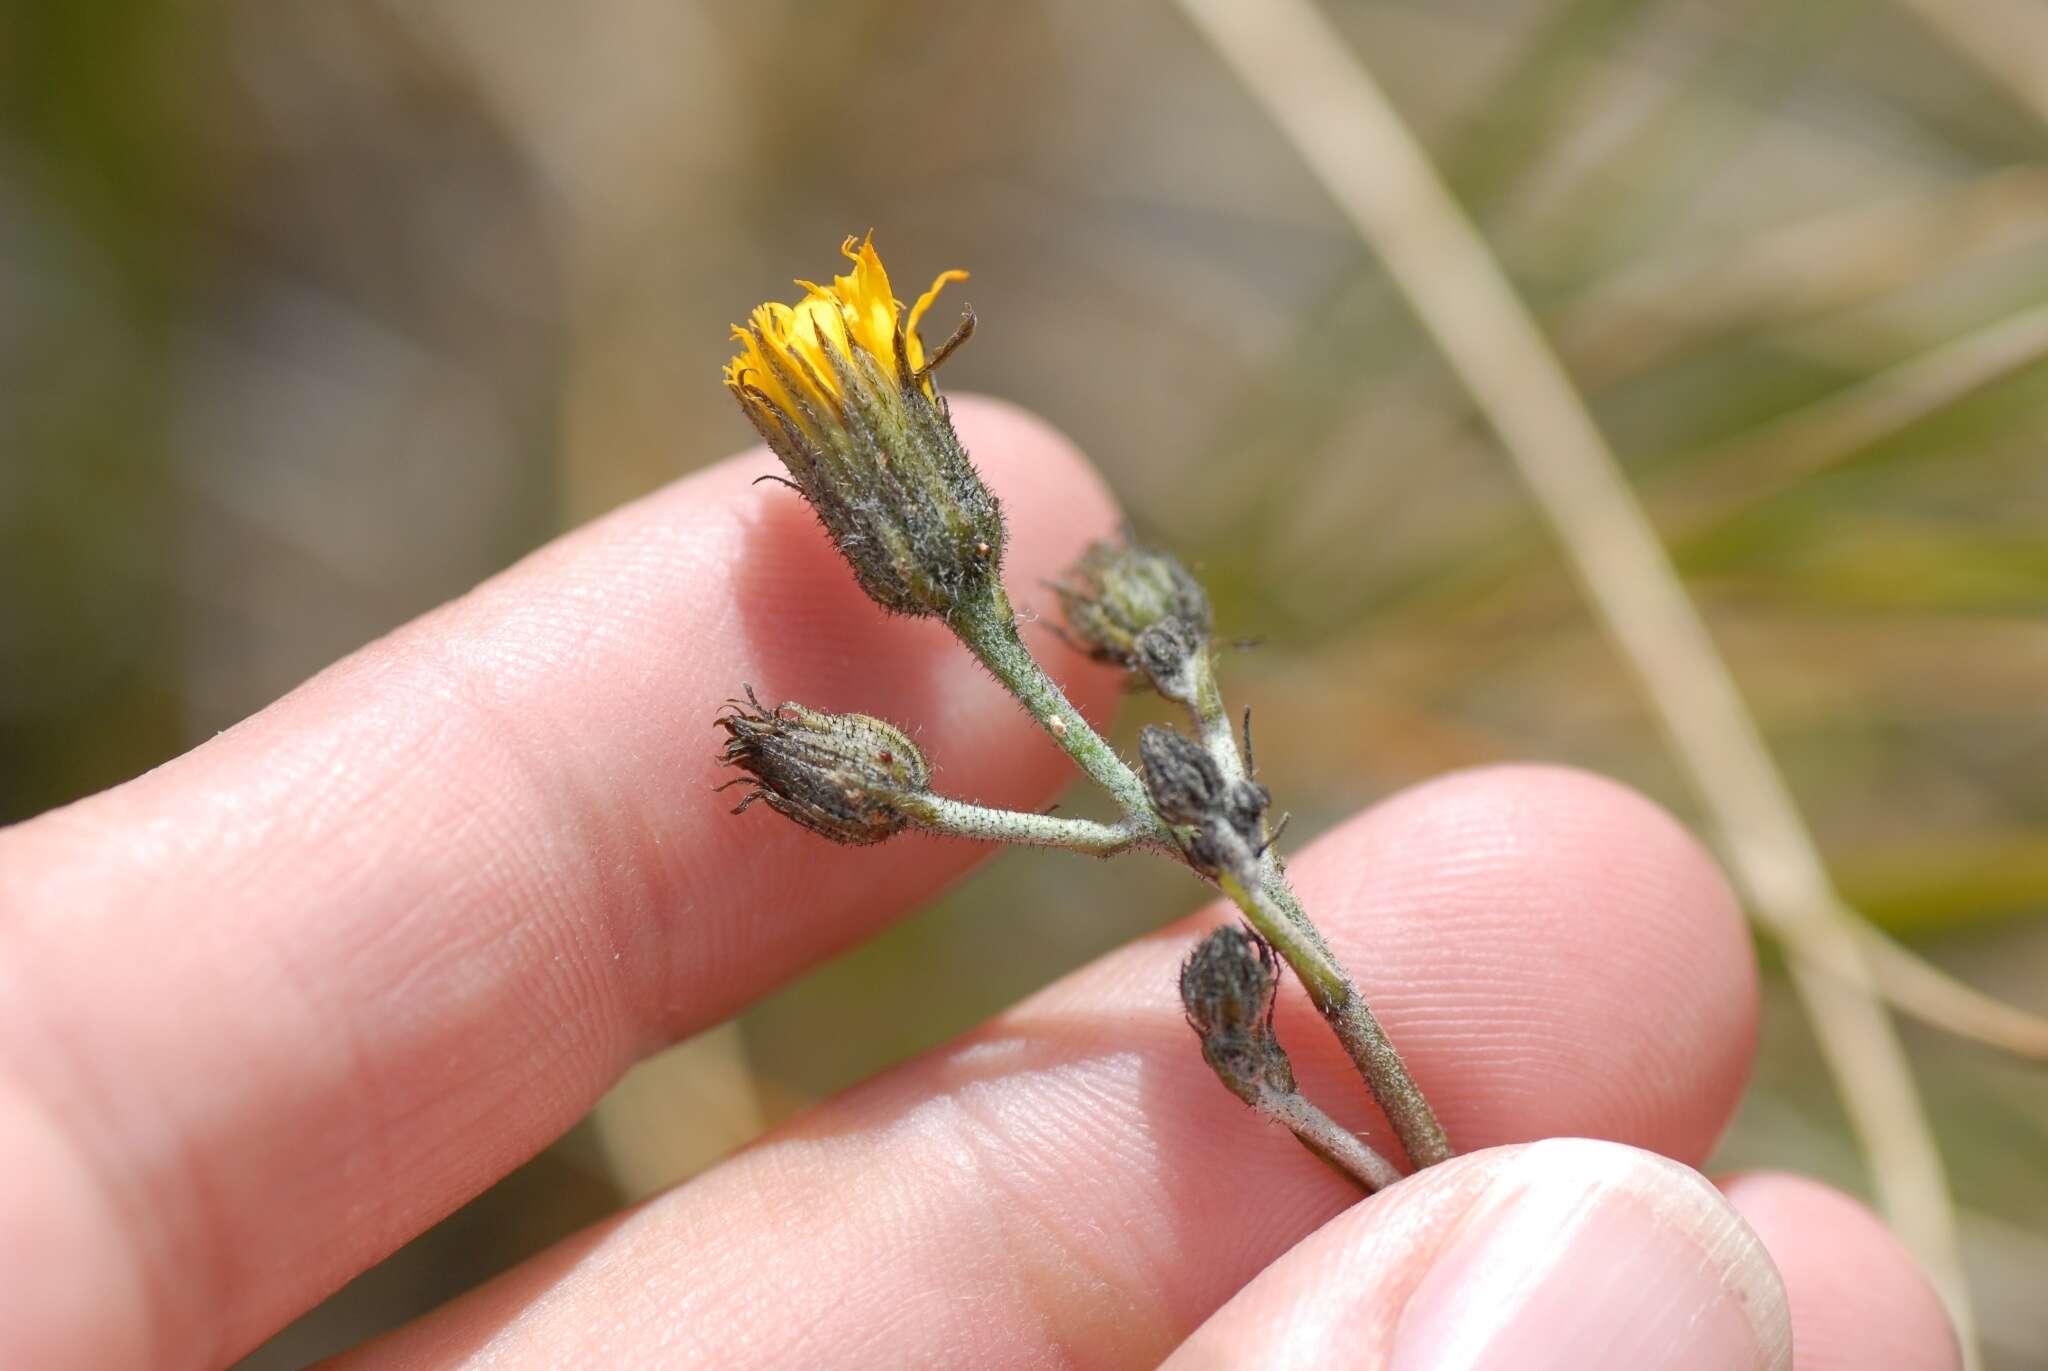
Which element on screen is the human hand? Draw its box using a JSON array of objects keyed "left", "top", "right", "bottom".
[{"left": 0, "top": 399, "right": 1957, "bottom": 1369}]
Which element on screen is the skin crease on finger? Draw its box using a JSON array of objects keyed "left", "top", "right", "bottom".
[
  {"left": 0, "top": 398, "right": 1122, "bottom": 1370},
  {"left": 332, "top": 765, "right": 1762, "bottom": 1369}
]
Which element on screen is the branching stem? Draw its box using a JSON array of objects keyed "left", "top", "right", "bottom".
[
  {"left": 1249, "top": 1080, "right": 1405, "bottom": 1192},
  {"left": 1183, "top": 649, "right": 1453, "bottom": 1169},
  {"left": 1188, "top": 652, "right": 1242, "bottom": 784},
  {"left": 959, "top": 585, "right": 1452, "bottom": 1170},
  {"left": 952, "top": 579, "right": 1450, "bottom": 1171},
  {"left": 899, "top": 793, "right": 1160, "bottom": 856},
  {"left": 951, "top": 586, "right": 1162, "bottom": 827},
  {"left": 1218, "top": 869, "right": 1452, "bottom": 1170}
]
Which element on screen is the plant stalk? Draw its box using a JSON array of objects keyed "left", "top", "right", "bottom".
[
  {"left": 1250, "top": 1080, "right": 1405, "bottom": 1192},
  {"left": 1219, "top": 868, "right": 1452, "bottom": 1170},
  {"left": 899, "top": 793, "right": 1157, "bottom": 856},
  {"left": 1183, "top": 650, "right": 1452, "bottom": 1169},
  {"left": 950, "top": 585, "right": 1161, "bottom": 826},
  {"left": 957, "top": 580, "right": 1449, "bottom": 1169}
]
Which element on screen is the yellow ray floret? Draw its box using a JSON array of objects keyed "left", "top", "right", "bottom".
[{"left": 724, "top": 235, "right": 968, "bottom": 426}]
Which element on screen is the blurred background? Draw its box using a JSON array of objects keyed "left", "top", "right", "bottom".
[{"left": 5, "top": 0, "right": 2048, "bottom": 1364}]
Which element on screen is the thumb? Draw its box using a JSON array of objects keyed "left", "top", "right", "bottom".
[{"left": 1165, "top": 1137, "right": 1792, "bottom": 1370}]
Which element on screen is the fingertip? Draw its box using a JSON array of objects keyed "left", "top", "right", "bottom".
[
  {"left": 1166, "top": 1139, "right": 1791, "bottom": 1370},
  {"left": 0, "top": 391, "right": 1133, "bottom": 1368},
  {"left": 1722, "top": 1172, "right": 1962, "bottom": 1371},
  {"left": 313, "top": 757, "right": 1779, "bottom": 1369}
]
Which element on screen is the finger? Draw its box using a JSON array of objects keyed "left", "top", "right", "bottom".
[
  {"left": 1161, "top": 1155, "right": 1965, "bottom": 1371},
  {"left": 334, "top": 766, "right": 1761, "bottom": 1369},
  {"left": 1721, "top": 1172, "right": 1960, "bottom": 1371},
  {"left": 0, "top": 396, "right": 1121, "bottom": 1371},
  {"left": 1162, "top": 1139, "right": 1793, "bottom": 1370}
]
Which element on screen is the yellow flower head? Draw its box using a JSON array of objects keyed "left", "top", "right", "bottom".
[
  {"left": 721, "top": 235, "right": 1003, "bottom": 620},
  {"left": 724, "top": 234, "right": 968, "bottom": 430}
]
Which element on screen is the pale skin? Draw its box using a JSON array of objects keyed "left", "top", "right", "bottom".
[{"left": 0, "top": 398, "right": 1959, "bottom": 1369}]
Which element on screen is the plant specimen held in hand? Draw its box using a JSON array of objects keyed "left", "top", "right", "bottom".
[{"left": 716, "top": 235, "right": 1450, "bottom": 1189}]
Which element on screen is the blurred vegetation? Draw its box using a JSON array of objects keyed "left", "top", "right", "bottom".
[{"left": 4, "top": 1, "right": 2047, "bottom": 1365}]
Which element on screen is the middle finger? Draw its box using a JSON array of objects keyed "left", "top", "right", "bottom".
[{"left": 339, "top": 763, "right": 1758, "bottom": 1369}]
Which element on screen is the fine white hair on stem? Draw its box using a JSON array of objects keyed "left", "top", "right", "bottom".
[{"left": 1172, "top": 0, "right": 1979, "bottom": 1362}]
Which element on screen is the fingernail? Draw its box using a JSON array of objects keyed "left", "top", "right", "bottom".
[{"left": 1390, "top": 1139, "right": 1791, "bottom": 1371}]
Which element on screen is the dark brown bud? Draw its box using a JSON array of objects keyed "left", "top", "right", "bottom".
[
  {"left": 716, "top": 687, "right": 931, "bottom": 845},
  {"left": 1052, "top": 537, "right": 1212, "bottom": 695},
  {"left": 1138, "top": 724, "right": 1226, "bottom": 826},
  {"left": 1137, "top": 725, "right": 1270, "bottom": 876},
  {"left": 1180, "top": 924, "right": 1295, "bottom": 1101}
]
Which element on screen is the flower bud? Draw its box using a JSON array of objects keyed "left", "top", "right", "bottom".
[
  {"left": 1052, "top": 537, "right": 1212, "bottom": 695},
  {"left": 1180, "top": 924, "right": 1295, "bottom": 1101},
  {"left": 1137, "top": 724, "right": 1269, "bottom": 876},
  {"left": 725, "top": 235, "right": 1005, "bottom": 620},
  {"left": 716, "top": 688, "right": 931, "bottom": 845}
]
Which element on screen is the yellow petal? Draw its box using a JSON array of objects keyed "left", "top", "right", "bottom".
[
  {"left": 726, "top": 236, "right": 968, "bottom": 433},
  {"left": 833, "top": 234, "right": 902, "bottom": 377}
]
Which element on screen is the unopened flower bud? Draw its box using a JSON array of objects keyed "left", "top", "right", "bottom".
[
  {"left": 1180, "top": 924, "right": 1295, "bottom": 1101},
  {"left": 725, "top": 235, "right": 1004, "bottom": 619},
  {"left": 1137, "top": 724, "right": 1269, "bottom": 876},
  {"left": 1132, "top": 618, "right": 1206, "bottom": 698},
  {"left": 1053, "top": 537, "right": 1212, "bottom": 696},
  {"left": 716, "top": 688, "right": 931, "bottom": 845}
]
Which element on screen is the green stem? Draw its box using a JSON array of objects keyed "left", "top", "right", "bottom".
[
  {"left": 899, "top": 793, "right": 1158, "bottom": 856},
  {"left": 1183, "top": 649, "right": 1448, "bottom": 1165},
  {"left": 1220, "top": 868, "right": 1453, "bottom": 1170},
  {"left": 950, "top": 585, "right": 1161, "bottom": 826},
  {"left": 1189, "top": 652, "right": 1246, "bottom": 782},
  {"left": 1185, "top": 653, "right": 1285, "bottom": 872},
  {"left": 954, "top": 580, "right": 1448, "bottom": 1169},
  {"left": 1250, "top": 1079, "right": 1404, "bottom": 1192}
]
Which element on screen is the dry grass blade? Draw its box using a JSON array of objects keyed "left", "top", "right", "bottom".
[
  {"left": 1853, "top": 919, "right": 2048, "bottom": 1060},
  {"left": 1556, "top": 166, "right": 2048, "bottom": 390},
  {"left": 1175, "top": 0, "right": 1979, "bottom": 1361},
  {"left": 1890, "top": 0, "right": 2048, "bottom": 128},
  {"left": 1656, "top": 297, "right": 2048, "bottom": 544}
]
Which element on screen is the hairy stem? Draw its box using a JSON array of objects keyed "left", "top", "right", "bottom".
[
  {"left": 951, "top": 585, "right": 1161, "bottom": 825},
  {"left": 1249, "top": 1080, "right": 1405, "bottom": 1192},
  {"left": 956, "top": 580, "right": 1449, "bottom": 1169},
  {"left": 1187, "top": 652, "right": 1247, "bottom": 784},
  {"left": 1220, "top": 869, "right": 1453, "bottom": 1170},
  {"left": 1183, "top": 649, "right": 1452, "bottom": 1169},
  {"left": 898, "top": 793, "right": 1159, "bottom": 856}
]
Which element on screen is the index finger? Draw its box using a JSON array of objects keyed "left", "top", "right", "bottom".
[{"left": 0, "top": 397, "right": 1120, "bottom": 1370}]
